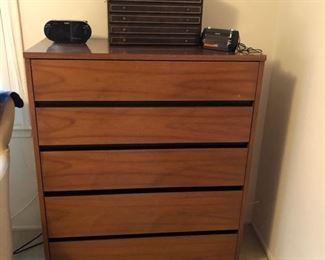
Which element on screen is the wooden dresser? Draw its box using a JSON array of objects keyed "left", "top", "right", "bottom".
[{"left": 24, "top": 39, "right": 265, "bottom": 260}]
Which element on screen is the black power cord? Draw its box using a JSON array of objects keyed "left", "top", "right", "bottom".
[
  {"left": 13, "top": 232, "right": 43, "bottom": 255},
  {"left": 237, "top": 42, "right": 263, "bottom": 54}
]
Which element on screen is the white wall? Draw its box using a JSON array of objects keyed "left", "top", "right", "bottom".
[
  {"left": 9, "top": 135, "right": 40, "bottom": 229},
  {"left": 252, "top": 1, "right": 325, "bottom": 260},
  {"left": 203, "top": 0, "right": 280, "bottom": 221},
  {"left": 8, "top": 0, "right": 39, "bottom": 229},
  {"left": 19, "top": 0, "right": 107, "bottom": 50}
]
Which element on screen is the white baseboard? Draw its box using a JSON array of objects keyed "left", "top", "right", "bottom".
[
  {"left": 12, "top": 128, "right": 32, "bottom": 138},
  {"left": 12, "top": 225, "right": 42, "bottom": 231},
  {"left": 252, "top": 222, "right": 274, "bottom": 260}
]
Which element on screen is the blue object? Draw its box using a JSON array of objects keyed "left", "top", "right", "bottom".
[{"left": 0, "top": 92, "right": 24, "bottom": 108}]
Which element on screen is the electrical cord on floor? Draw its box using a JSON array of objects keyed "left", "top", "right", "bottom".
[
  {"left": 13, "top": 232, "right": 43, "bottom": 255},
  {"left": 11, "top": 192, "right": 38, "bottom": 220}
]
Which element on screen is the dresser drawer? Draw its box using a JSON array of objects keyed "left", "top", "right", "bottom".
[
  {"left": 50, "top": 234, "right": 237, "bottom": 260},
  {"left": 32, "top": 60, "right": 259, "bottom": 101},
  {"left": 45, "top": 191, "right": 242, "bottom": 237},
  {"left": 41, "top": 148, "right": 248, "bottom": 191},
  {"left": 36, "top": 107, "right": 253, "bottom": 145},
  {"left": 110, "top": 4, "right": 202, "bottom": 14}
]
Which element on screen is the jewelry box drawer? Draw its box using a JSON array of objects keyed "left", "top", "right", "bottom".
[
  {"left": 45, "top": 191, "right": 242, "bottom": 237},
  {"left": 31, "top": 60, "right": 259, "bottom": 101},
  {"left": 110, "top": 35, "right": 200, "bottom": 45},
  {"left": 36, "top": 107, "right": 253, "bottom": 145},
  {"left": 50, "top": 234, "right": 237, "bottom": 260},
  {"left": 41, "top": 148, "right": 248, "bottom": 191},
  {"left": 110, "top": 25, "right": 201, "bottom": 35},
  {"left": 109, "top": 0, "right": 203, "bottom": 4},
  {"left": 110, "top": 14, "right": 201, "bottom": 24},
  {"left": 110, "top": 4, "right": 202, "bottom": 14}
]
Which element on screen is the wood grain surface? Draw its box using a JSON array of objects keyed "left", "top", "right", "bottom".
[
  {"left": 236, "top": 61, "right": 265, "bottom": 258},
  {"left": 36, "top": 107, "right": 253, "bottom": 145},
  {"left": 32, "top": 60, "right": 259, "bottom": 101},
  {"left": 24, "top": 38, "right": 266, "bottom": 259},
  {"left": 50, "top": 234, "right": 237, "bottom": 260},
  {"left": 24, "top": 38, "right": 266, "bottom": 62},
  {"left": 41, "top": 148, "right": 248, "bottom": 191},
  {"left": 45, "top": 191, "right": 242, "bottom": 237},
  {"left": 24, "top": 59, "right": 51, "bottom": 260}
]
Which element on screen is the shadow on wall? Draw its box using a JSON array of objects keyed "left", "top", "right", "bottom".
[
  {"left": 253, "top": 61, "right": 296, "bottom": 246},
  {"left": 203, "top": 1, "right": 238, "bottom": 28}
]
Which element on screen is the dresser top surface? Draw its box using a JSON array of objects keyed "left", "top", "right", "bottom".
[{"left": 24, "top": 38, "right": 266, "bottom": 61}]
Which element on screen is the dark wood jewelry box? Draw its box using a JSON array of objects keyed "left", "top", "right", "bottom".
[{"left": 108, "top": 0, "right": 203, "bottom": 45}]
